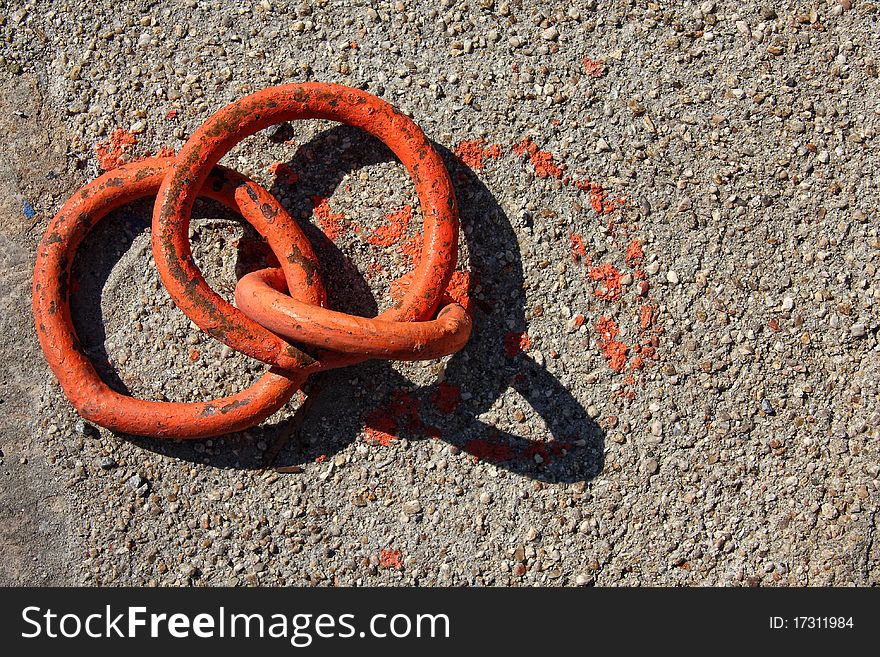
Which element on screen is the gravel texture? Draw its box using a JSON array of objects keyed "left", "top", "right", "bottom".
[{"left": 1, "top": 0, "right": 879, "bottom": 586}]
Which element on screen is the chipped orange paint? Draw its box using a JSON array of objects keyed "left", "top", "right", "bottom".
[
  {"left": 454, "top": 139, "right": 503, "bottom": 171},
  {"left": 269, "top": 161, "right": 299, "bottom": 186},
  {"left": 367, "top": 205, "right": 411, "bottom": 246},
  {"left": 95, "top": 128, "right": 138, "bottom": 170},
  {"left": 582, "top": 56, "right": 606, "bottom": 78},
  {"left": 513, "top": 137, "right": 565, "bottom": 179},
  {"left": 589, "top": 263, "right": 623, "bottom": 301},
  {"left": 310, "top": 195, "right": 346, "bottom": 241}
]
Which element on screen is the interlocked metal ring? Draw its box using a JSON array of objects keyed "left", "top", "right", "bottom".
[
  {"left": 32, "top": 157, "right": 323, "bottom": 438},
  {"left": 32, "top": 84, "right": 471, "bottom": 439},
  {"left": 153, "top": 82, "right": 469, "bottom": 373}
]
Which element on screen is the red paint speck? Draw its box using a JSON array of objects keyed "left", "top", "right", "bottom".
[
  {"left": 95, "top": 128, "right": 138, "bottom": 170},
  {"left": 504, "top": 331, "right": 531, "bottom": 357},
  {"left": 454, "top": 139, "right": 503, "bottom": 171},
  {"left": 363, "top": 408, "right": 398, "bottom": 446},
  {"left": 367, "top": 206, "right": 411, "bottom": 247},
  {"left": 595, "top": 316, "right": 628, "bottom": 373},
  {"left": 431, "top": 382, "right": 461, "bottom": 414},
  {"left": 464, "top": 439, "right": 513, "bottom": 463},
  {"left": 165, "top": 109, "right": 178, "bottom": 120},
  {"left": 589, "top": 263, "right": 623, "bottom": 301},
  {"left": 582, "top": 56, "right": 606, "bottom": 78},
  {"left": 626, "top": 239, "right": 644, "bottom": 266},
  {"left": 379, "top": 548, "right": 402, "bottom": 569},
  {"left": 513, "top": 137, "right": 565, "bottom": 179},
  {"left": 315, "top": 454, "right": 327, "bottom": 463},
  {"left": 570, "top": 233, "right": 589, "bottom": 263},
  {"left": 310, "top": 196, "right": 346, "bottom": 241},
  {"left": 269, "top": 161, "right": 299, "bottom": 186}
]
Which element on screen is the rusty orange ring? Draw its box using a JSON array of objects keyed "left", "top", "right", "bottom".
[
  {"left": 153, "top": 82, "right": 464, "bottom": 372},
  {"left": 32, "top": 157, "right": 325, "bottom": 438},
  {"left": 235, "top": 267, "right": 471, "bottom": 361}
]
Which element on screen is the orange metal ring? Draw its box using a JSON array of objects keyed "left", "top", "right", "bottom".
[
  {"left": 153, "top": 82, "right": 463, "bottom": 372},
  {"left": 235, "top": 267, "right": 471, "bottom": 361},
  {"left": 32, "top": 157, "right": 325, "bottom": 438}
]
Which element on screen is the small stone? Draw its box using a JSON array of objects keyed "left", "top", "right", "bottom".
[
  {"left": 74, "top": 419, "right": 96, "bottom": 437},
  {"left": 525, "top": 527, "right": 540, "bottom": 541},
  {"left": 125, "top": 474, "right": 149, "bottom": 495},
  {"left": 595, "top": 137, "right": 611, "bottom": 153},
  {"left": 402, "top": 500, "right": 422, "bottom": 516},
  {"left": 541, "top": 27, "right": 559, "bottom": 41},
  {"left": 644, "top": 458, "right": 659, "bottom": 475},
  {"left": 761, "top": 399, "right": 776, "bottom": 416},
  {"left": 782, "top": 297, "right": 794, "bottom": 311},
  {"left": 99, "top": 456, "right": 118, "bottom": 470},
  {"left": 700, "top": 0, "right": 716, "bottom": 13},
  {"left": 610, "top": 433, "right": 626, "bottom": 444},
  {"left": 650, "top": 420, "right": 663, "bottom": 437},
  {"left": 575, "top": 573, "right": 594, "bottom": 586},
  {"left": 129, "top": 120, "right": 146, "bottom": 134},
  {"left": 666, "top": 270, "right": 679, "bottom": 284},
  {"left": 850, "top": 323, "right": 866, "bottom": 338}
]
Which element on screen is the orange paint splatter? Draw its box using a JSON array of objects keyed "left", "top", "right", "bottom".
[
  {"left": 582, "top": 56, "right": 606, "bottom": 78},
  {"left": 310, "top": 195, "right": 346, "bottom": 240},
  {"left": 595, "top": 316, "right": 628, "bottom": 373},
  {"left": 431, "top": 382, "right": 461, "bottom": 414},
  {"left": 575, "top": 180, "right": 625, "bottom": 217},
  {"left": 188, "top": 349, "right": 200, "bottom": 362},
  {"left": 389, "top": 389, "right": 422, "bottom": 430},
  {"left": 363, "top": 408, "right": 398, "bottom": 446},
  {"left": 269, "top": 161, "right": 299, "bottom": 186},
  {"left": 590, "top": 263, "right": 623, "bottom": 301},
  {"left": 444, "top": 270, "right": 472, "bottom": 311},
  {"left": 464, "top": 438, "right": 513, "bottom": 463},
  {"left": 154, "top": 146, "right": 175, "bottom": 158},
  {"left": 315, "top": 454, "right": 327, "bottom": 463},
  {"left": 454, "top": 139, "right": 503, "bottom": 171},
  {"left": 379, "top": 548, "right": 402, "bottom": 569},
  {"left": 570, "top": 233, "right": 589, "bottom": 263},
  {"left": 95, "top": 128, "right": 138, "bottom": 170},
  {"left": 513, "top": 137, "right": 565, "bottom": 179},
  {"left": 363, "top": 388, "right": 429, "bottom": 446},
  {"left": 504, "top": 331, "right": 531, "bottom": 357},
  {"left": 626, "top": 239, "right": 644, "bottom": 265},
  {"left": 165, "top": 109, "right": 178, "bottom": 120},
  {"left": 367, "top": 205, "right": 411, "bottom": 246}
]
